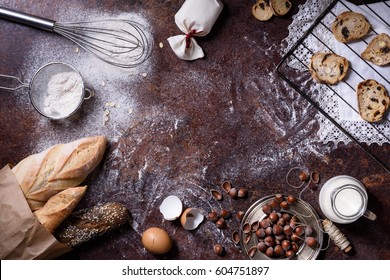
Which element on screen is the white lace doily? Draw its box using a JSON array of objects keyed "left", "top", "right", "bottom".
[{"left": 283, "top": 0, "right": 390, "bottom": 145}]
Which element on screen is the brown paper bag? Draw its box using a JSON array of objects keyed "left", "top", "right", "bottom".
[{"left": 0, "top": 164, "right": 71, "bottom": 259}]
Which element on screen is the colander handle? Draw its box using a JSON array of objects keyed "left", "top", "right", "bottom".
[
  {"left": 0, "top": 6, "right": 55, "bottom": 32},
  {"left": 0, "top": 74, "right": 29, "bottom": 91}
]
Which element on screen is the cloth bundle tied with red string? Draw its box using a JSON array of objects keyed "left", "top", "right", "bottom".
[{"left": 168, "top": 0, "right": 223, "bottom": 61}]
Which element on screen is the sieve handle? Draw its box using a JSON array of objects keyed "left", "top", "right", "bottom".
[
  {"left": 0, "top": 6, "right": 55, "bottom": 32},
  {"left": 0, "top": 74, "right": 29, "bottom": 91}
]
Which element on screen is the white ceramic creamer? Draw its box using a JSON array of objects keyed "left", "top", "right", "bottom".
[{"left": 319, "top": 175, "right": 377, "bottom": 224}]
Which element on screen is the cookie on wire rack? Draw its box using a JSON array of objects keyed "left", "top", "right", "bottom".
[
  {"left": 361, "top": 33, "right": 390, "bottom": 66},
  {"left": 356, "top": 79, "right": 390, "bottom": 123},
  {"left": 331, "top": 11, "right": 371, "bottom": 43},
  {"left": 308, "top": 52, "right": 349, "bottom": 85}
]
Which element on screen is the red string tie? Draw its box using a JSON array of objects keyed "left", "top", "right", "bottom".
[{"left": 185, "top": 30, "right": 196, "bottom": 48}]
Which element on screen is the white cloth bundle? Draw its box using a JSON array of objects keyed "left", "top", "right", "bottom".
[{"left": 167, "top": 0, "right": 223, "bottom": 61}]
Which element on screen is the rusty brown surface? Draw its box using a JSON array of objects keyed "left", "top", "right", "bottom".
[{"left": 0, "top": 0, "right": 389, "bottom": 260}]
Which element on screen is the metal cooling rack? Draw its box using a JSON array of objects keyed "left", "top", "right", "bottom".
[{"left": 277, "top": 0, "right": 390, "bottom": 173}]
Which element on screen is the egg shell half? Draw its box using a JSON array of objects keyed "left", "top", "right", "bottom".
[{"left": 141, "top": 227, "right": 172, "bottom": 254}]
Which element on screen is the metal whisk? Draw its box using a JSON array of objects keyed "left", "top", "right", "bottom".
[{"left": 0, "top": 6, "right": 153, "bottom": 68}]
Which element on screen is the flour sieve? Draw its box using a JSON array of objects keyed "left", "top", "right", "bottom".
[{"left": 0, "top": 62, "right": 91, "bottom": 120}]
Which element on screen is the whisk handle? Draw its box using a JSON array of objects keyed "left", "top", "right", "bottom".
[{"left": 0, "top": 6, "right": 55, "bottom": 32}]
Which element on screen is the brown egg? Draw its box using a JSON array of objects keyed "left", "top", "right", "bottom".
[{"left": 141, "top": 227, "right": 172, "bottom": 254}]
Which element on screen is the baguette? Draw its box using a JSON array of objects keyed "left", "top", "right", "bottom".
[
  {"left": 361, "top": 33, "right": 390, "bottom": 66},
  {"left": 269, "top": 0, "right": 292, "bottom": 16},
  {"left": 54, "top": 202, "right": 130, "bottom": 247},
  {"left": 252, "top": 0, "right": 273, "bottom": 22},
  {"left": 34, "top": 186, "right": 87, "bottom": 233},
  {"left": 12, "top": 136, "right": 107, "bottom": 211},
  {"left": 331, "top": 11, "right": 371, "bottom": 43},
  {"left": 309, "top": 52, "right": 349, "bottom": 85},
  {"left": 357, "top": 79, "right": 389, "bottom": 122}
]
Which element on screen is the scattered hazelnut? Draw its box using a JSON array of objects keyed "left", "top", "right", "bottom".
[
  {"left": 237, "top": 188, "right": 248, "bottom": 198},
  {"left": 211, "top": 189, "right": 223, "bottom": 201},
  {"left": 220, "top": 209, "right": 231, "bottom": 219},
  {"left": 235, "top": 211, "right": 245, "bottom": 222},
  {"left": 257, "top": 241, "right": 267, "bottom": 252},
  {"left": 280, "top": 201, "right": 290, "bottom": 210},
  {"left": 228, "top": 187, "right": 238, "bottom": 199},
  {"left": 265, "top": 247, "right": 274, "bottom": 258},
  {"left": 214, "top": 244, "right": 225, "bottom": 256},
  {"left": 299, "top": 171, "right": 309, "bottom": 182},
  {"left": 286, "top": 249, "right": 296, "bottom": 259},
  {"left": 215, "top": 218, "right": 227, "bottom": 229},
  {"left": 268, "top": 211, "right": 278, "bottom": 223},
  {"left": 221, "top": 181, "right": 232, "bottom": 193},
  {"left": 207, "top": 210, "right": 219, "bottom": 222}
]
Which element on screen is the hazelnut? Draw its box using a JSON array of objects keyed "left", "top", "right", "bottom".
[
  {"left": 281, "top": 240, "right": 291, "bottom": 251},
  {"left": 207, "top": 210, "right": 219, "bottom": 222},
  {"left": 215, "top": 218, "right": 227, "bottom": 229},
  {"left": 306, "top": 237, "right": 318, "bottom": 248},
  {"left": 221, "top": 181, "right": 232, "bottom": 193},
  {"left": 294, "top": 226, "right": 305, "bottom": 236},
  {"left": 274, "top": 245, "right": 284, "bottom": 256},
  {"left": 265, "top": 226, "right": 273, "bottom": 236},
  {"left": 257, "top": 241, "right": 267, "bottom": 252},
  {"left": 248, "top": 246, "right": 257, "bottom": 258},
  {"left": 305, "top": 225, "right": 315, "bottom": 237},
  {"left": 255, "top": 228, "right": 266, "bottom": 239},
  {"left": 276, "top": 217, "right": 286, "bottom": 227},
  {"left": 286, "top": 250, "right": 296, "bottom": 259},
  {"left": 282, "top": 213, "right": 292, "bottom": 222},
  {"left": 237, "top": 188, "right": 248, "bottom": 198},
  {"left": 235, "top": 211, "right": 245, "bottom": 222},
  {"left": 220, "top": 209, "right": 231, "bottom": 219},
  {"left": 262, "top": 204, "right": 272, "bottom": 215},
  {"left": 211, "top": 189, "right": 223, "bottom": 201},
  {"left": 291, "top": 242, "right": 299, "bottom": 253},
  {"left": 299, "top": 171, "right": 309, "bottom": 182},
  {"left": 214, "top": 244, "right": 225, "bottom": 256},
  {"left": 273, "top": 225, "right": 283, "bottom": 236},
  {"left": 265, "top": 247, "right": 274, "bottom": 258},
  {"left": 283, "top": 225, "right": 293, "bottom": 235},
  {"left": 232, "top": 231, "right": 240, "bottom": 245},
  {"left": 275, "top": 233, "right": 286, "bottom": 241},
  {"left": 260, "top": 218, "right": 271, "bottom": 229},
  {"left": 228, "top": 188, "right": 238, "bottom": 199},
  {"left": 274, "top": 193, "right": 283, "bottom": 203},
  {"left": 280, "top": 201, "right": 289, "bottom": 210},
  {"left": 268, "top": 211, "right": 278, "bottom": 223},
  {"left": 264, "top": 236, "right": 275, "bottom": 247},
  {"left": 287, "top": 195, "right": 297, "bottom": 204}
]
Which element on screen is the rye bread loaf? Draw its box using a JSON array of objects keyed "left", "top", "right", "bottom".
[
  {"left": 11, "top": 136, "right": 107, "bottom": 211},
  {"left": 269, "top": 0, "right": 292, "bottom": 16},
  {"left": 34, "top": 186, "right": 87, "bottom": 233},
  {"left": 356, "top": 79, "right": 390, "bottom": 122},
  {"left": 309, "top": 52, "right": 349, "bottom": 85},
  {"left": 331, "top": 11, "right": 371, "bottom": 43},
  {"left": 361, "top": 33, "right": 390, "bottom": 66},
  {"left": 54, "top": 202, "right": 130, "bottom": 247},
  {"left": 252, "top": 0, "right": 273, "bottom": 21}
]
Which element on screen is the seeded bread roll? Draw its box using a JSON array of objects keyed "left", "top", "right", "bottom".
[
  {"left": 309, "top": 52, "right": 349, "bottom": 85},
  {"left": 357, "top": 79, "right": 390, "bottom": 122},
  {"left": 252, "top": 0, "right": 273, "bottom": 21},
  {"left": 361, "top": 33, "right": 390, "bottom": 66},
  {"left": 331, "top": 11, "right": 371, "bottom": 43},
  {"left": 269, "top": 0, "right": 292, "bottom": 16},
  {"left": 54, "top": 202, "right": 130, "bottom": 247}
]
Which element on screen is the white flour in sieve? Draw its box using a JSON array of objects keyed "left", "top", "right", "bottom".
[{"left": 43, "top": 71, "right": 83, "bottom": 117}]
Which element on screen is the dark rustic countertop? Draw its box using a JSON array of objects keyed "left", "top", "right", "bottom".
[{"left": 0, "top": 0, "right": 389, "bottom": 260}]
